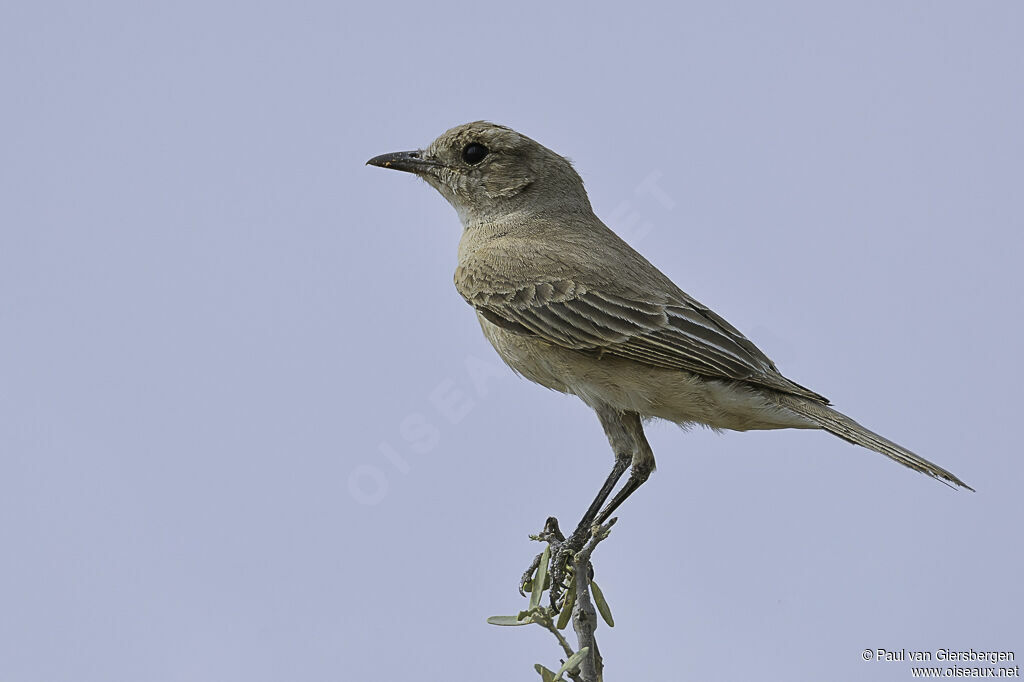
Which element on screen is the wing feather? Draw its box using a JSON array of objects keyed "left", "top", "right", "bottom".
[{"left": 470, "top": 278, "right": 826, "bottom": 402}]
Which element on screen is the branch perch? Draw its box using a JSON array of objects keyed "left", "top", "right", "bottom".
[{"left": 489, "top": 517, "right": 617, "bottom": 682}]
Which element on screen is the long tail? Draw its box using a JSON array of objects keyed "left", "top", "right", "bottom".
[{"left": 769, "top": 393, "right": 973, "bottom": 491}]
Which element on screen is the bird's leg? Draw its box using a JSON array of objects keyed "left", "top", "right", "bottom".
[
  {"left": 544, "top": 451, "right": 631, "bottom": 608},
  {"left": 551, "top": 412, "right": 655, "bottom": 606},
  {"left": 520, "top": 408, "right": 654, "bottom": 611},
  {"left": 593, "top": 414, "right": 656, "bottom": 526},
  {"left": 593, "top": 458, "right": 654, "bottom": 527},
  {"left": 518, "top": 455, "right": 627, "bottom": 598},
  {"left": 568, "top": 451, "right": 632, "bottom": 544},
  {"left": 544, "top": 407, "right": 643, "bottom": 609}
]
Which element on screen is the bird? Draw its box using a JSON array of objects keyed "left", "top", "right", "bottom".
[{"left": 366, "top": 120, "right": 971, "bottom": 573}]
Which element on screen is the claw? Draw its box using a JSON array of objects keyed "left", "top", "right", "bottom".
[
  {"left": 519, "top": 552, "right": 543, "bottom": 597},
  {"left": 547, "top": 529, "right": 590, "bottom": 613},
  {"left": 517, "top": 517, "right": 589, "bottom": 611}
]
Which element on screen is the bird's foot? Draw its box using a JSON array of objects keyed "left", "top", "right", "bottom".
[
  {"left": 519, "top": 517, "right": 564, "bottom": 597},
  {"left": 519, "top": 517, "right": 594, "bottom": 612}
]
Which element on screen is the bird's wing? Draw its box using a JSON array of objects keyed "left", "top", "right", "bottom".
[{"left": 462, "top": 277, "right": 827, "bottom": 402}]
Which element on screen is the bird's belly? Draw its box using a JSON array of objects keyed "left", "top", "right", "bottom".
[
  {"left": 477, "top": 314, "right": 573, "bottom": 393},
  {"left": 477, "top": 314, "right": 812, "bottom": 432}
]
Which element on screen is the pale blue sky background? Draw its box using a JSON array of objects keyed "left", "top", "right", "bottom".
[{"left": 2, "top": 2, "right": 1022, "bottom": 681}]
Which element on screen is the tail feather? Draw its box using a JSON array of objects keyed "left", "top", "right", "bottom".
[{"left": 770, "top": 393, "right": 973, "bottom": 491}]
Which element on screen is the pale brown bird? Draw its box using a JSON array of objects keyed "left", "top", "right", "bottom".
[{"left": 367, "top": 121, "right": 972, "bottom": 566}]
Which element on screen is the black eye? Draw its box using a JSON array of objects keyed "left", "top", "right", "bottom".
[{"left": 461, "top": 143, "right": 489, "bottom": 165}]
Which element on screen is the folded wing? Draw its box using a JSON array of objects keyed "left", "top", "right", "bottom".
[{"left": 464, "top": 278, "right": 827, "bottom": 402}]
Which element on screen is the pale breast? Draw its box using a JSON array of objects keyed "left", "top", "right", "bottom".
[{"left": 476, "top": 312, "right": 572, "bottom": 394}]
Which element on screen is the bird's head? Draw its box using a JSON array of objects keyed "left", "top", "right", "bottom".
[{"left": 367, "top": 121, "right": 590, "bottom": 225}]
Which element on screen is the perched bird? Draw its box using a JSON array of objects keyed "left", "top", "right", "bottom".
[{"left": 366, "top": 121, "right": 972, "bottom": 557}]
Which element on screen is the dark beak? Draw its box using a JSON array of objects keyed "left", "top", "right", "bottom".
[{"left": 366, "top": 150, "right": 434, "bottom": 174}]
